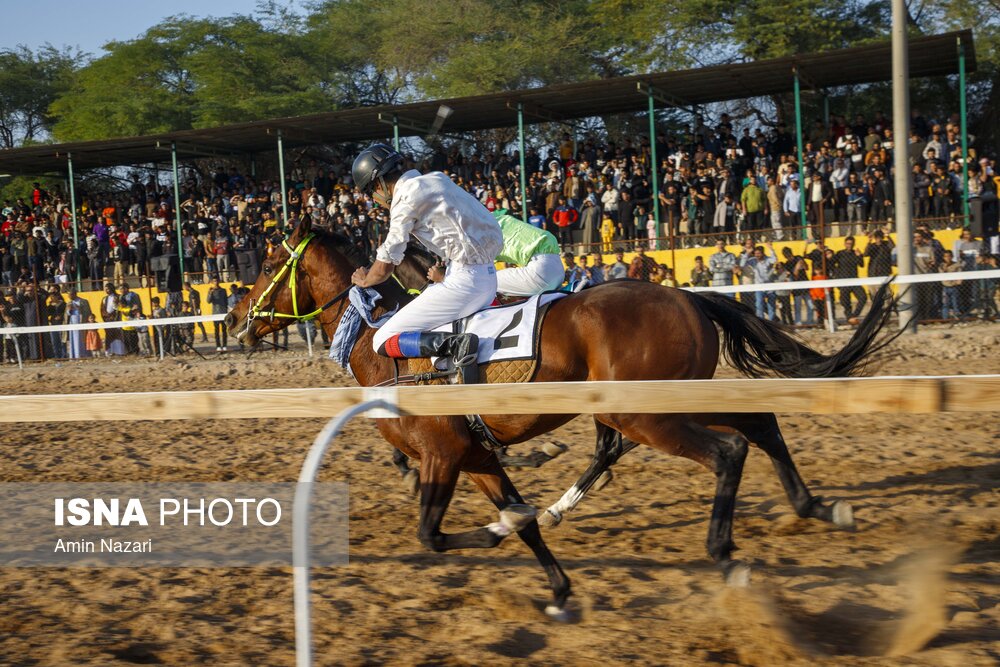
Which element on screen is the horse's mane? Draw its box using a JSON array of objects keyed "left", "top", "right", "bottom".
[{"left": 310, "top": 228, "right": 370, "bottom": 268}]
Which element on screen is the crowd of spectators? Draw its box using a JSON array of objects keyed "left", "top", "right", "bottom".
[{"left": 0, "top": 107, "right": 997, "bottom": 358}]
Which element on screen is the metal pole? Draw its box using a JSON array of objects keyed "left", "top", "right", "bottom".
[
  {"left": 793, "top": 69, "right": 807, "bottom": 239},
  {"left": 278, "top": 130, "right": 289, "bottom": 232},
  {"left": 517, "top": 104, "right": 528, "bottom": 221},
  {"left": 392, "top": 114, "right": 400, "bottom": 152},
  {"left": 294, "top": 400, "right": 401, "bottom": 667},
  {"left": 958, "top": 38, "right": 970, "bottom": 229},
  {"left": 822, "top": 94, "right": 830, "bottom": 130},
  {"left": 647, "top": 91, "right": 661, "bottom": 235},
  {"left": 170, "top": 143, "right": 186, "bottom": 281},
  {"left": 250, "top": 153, "right": 256, "bottom": 179},
  {"left": 67, "top": 153, "right": 81, "bottom": 291},
  {"left": 893, "top": 0, "right": 916, "bottom": 333}
]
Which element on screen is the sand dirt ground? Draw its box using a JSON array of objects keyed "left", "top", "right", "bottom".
[{"left": 0, "top": 323, "right": 998, "bottom": 666}]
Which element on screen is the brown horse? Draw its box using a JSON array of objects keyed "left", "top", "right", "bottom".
[{"left": 225, "top": 217, "right": 897, "bottom": 618}]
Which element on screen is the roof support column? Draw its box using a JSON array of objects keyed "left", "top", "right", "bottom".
[
  {"left": 793, "top": 68, "right": 808, "bottom": 238},
  {"left": 277, "top": 130, "right": 289, "bottom": 232},
  {"left": 647, "top": 90, "right": 661, "bottom": 240},
  {"left": 66, "top": 153, "right": 82, "bottom": 291},
  {"left": 959, "top": 38, "right": 970, "bottom": 229},
  {"left": 517, "top": 103, "right": 528, "bottom": 221},
  {"left": 893, "top": 0, "right": 916, "bottom": 333},
  {"left": 171, "top": 143, "right": 186, "bottom": 282},
  {"left": 392, "top": 114, "right": 400, "bottom": 152}
]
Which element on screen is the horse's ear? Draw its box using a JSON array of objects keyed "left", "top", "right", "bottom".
[{"left": 287, "top": 213, "right": 312, "bottom": 244}]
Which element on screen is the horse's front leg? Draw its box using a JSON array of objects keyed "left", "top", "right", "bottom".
[
  {"left": 392, "top": 448, "right": 420, "bottom": 495},
  {"left": 465, "top": 452, "right": 572, "bottom": 620},
  {"left": 416, "top": 448, "right": 533, "bottom": 552}
]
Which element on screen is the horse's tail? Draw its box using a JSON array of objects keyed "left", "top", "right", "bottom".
[{"left": 690, "top": 281, "right": 901, "bottom": 379}]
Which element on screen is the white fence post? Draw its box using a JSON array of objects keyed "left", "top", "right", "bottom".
[{"left": 293, "top": 399, "right": 400, "bottom": 667}]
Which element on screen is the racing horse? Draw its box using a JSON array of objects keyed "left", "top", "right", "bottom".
[{"left": 225, "top": 216, "right": 898, "bottom": 618}]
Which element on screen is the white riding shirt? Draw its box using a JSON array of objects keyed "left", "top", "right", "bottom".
[
  {"left": 371, "top": 170, "right": 503, "bottom": 352},
  {"left": 375, "top": 170, "right": 503, "bottom": 266}
]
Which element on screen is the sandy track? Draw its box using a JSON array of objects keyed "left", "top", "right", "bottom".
[{"left": 0, "top": 324, "right": 998, "bottom": 666}]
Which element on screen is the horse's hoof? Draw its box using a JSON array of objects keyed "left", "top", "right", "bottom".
[
  {"left": 402, "top": 469, "right": 420, "bottom": 496},
  {"left": 724, "top": 560, "right": 751, "bottom": 588},
  {"left": 500, "top": 504, "right": 537, "bottom": 532},
  {"left": 537, "top": 508, "right": 562, "bottom": 528},
  {"left": 542, "top": 441, "right": 568, "bottom": 458},
  {"left": 832, "top": 500, "right": 854, "bottom": 529},
  {"left": 545, "top": 604, "right": 571, "bottom": 623},
  {"left": 591, "top": 469, "right": 613, "bottom": 492}
]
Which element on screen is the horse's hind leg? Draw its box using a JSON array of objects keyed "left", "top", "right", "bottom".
[
  {"left": 539, "top": 422, "right": 639, "bottom": 527},
  {"left": 466, "top": 455, "right": 572, "bottom": 620},
  {"left": 599, "top": 414, "right": 751, "bottom": 586},
  {"left": 704, "top": 412, "right": 854, "bottom": 528}
]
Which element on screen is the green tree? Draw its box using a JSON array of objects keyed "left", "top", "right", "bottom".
[{"left": 0, "top": 45, "right": 81, "bottom": 148}]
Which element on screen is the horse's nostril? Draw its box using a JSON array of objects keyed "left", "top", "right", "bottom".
[{"left": 224, "top": 313, "right": 235, "bottom": 329}]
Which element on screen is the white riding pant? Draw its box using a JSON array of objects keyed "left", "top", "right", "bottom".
[
  {"left": 495, "top": 254, "right": 566, "bottom": 296},
  {"left": 372, "top": 263, "right": 497, "bottom": 352}
]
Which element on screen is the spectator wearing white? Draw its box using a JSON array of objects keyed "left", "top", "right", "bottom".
[
  {"left": 783, "top": 177, "right": 802, "bottom": 239},
  {"left": 739, "top": 241, "right": 777, "bottom": 319}
]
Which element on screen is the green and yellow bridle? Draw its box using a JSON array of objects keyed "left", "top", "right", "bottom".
[
  {"left": 241, "top": 232, "right": 421, "bottom": 339},
  {"left": 247, "top": 233, "right": 327, "bottom": 323}
]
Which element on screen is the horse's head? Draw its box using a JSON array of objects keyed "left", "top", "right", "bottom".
[{"left": 224, "top": 216, "right": 360, "bottom": 347}]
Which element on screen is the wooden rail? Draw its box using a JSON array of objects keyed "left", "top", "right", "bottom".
[{"left": 1, "top": 376, "right": 998, "bottom": 422}]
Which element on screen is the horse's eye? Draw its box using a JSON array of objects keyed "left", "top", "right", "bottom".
[{"left": 263, "top": 263, "right": 272, "bottom": 275}]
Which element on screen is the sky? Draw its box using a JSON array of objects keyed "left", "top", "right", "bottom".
[{"left": 3, "top": 0, "right": 304, "bottom": 56}]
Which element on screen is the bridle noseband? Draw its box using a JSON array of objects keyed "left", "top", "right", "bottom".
[{"left": 241, "top": 233, "right": 351, "bottom": 339}]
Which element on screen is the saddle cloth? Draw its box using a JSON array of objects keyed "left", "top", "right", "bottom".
[{"left": 410, "top": 292, "right": 567, "bottom": 385}]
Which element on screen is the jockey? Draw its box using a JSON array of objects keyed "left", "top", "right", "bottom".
[
  {"left": 493, "top": 210, "right": 566, "bottom": 296},
  {"left": 428, "top": 209, "right": 564, "bottom": 297},
  {"left": 350, "top": 144, "right": 503, "bottom": 384}
]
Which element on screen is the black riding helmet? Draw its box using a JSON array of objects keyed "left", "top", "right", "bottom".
[{"left": 352, "top": 144, "right": 404, "bottom": 201}]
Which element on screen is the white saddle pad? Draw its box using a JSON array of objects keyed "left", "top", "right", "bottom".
[{"left": 432, "top": 292, "right": 567, "bottom": 365}]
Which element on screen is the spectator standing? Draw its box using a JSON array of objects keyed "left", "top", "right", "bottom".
[
  {"left": 766, "top": 177, "right": 784, "bottom": 240},
  {"left": 690, "top": 256, "right": 711, "bottom": 287},
  {"left": 864, "top": 230, "right": 895, "bottom": 277},
  {"left": 607, "top": 249, "right": 628, "bottom": 280},
  {"left": 939, "top": 250, "right": 963, "bottom": 319},
  {"left": 739, "top": 242, "right": 777, "bottom": 319},
  {"left": 782, "top": 178, "right": 802, "bottom": 240},
  {"left": 207, "top": 277, "right": 229, "bottom": 352},
  {"left": 552, "top": 197, "right": 578, "bottom": 249},
  {"left": 186, "top": 281, "right": 209, "bottom": 343},
  {"left": 627, "top": 245, "right": 658, "bottom": 282},
  {"left": 709, "top": 240, "right": 737, "bottom": 288},
  {"left": 832, "top": 236, "right": 867, "bottom": 324},
  {"left": 740, "top": 179, "right": 765, "bottom": 234}
]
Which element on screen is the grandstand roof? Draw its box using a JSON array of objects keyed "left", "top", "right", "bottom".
[{"left": 0, "top": 30, "right": 975, "bottom": 175}]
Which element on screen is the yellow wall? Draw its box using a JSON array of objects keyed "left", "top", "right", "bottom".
[
  {"left": 599, "top": 229, "right": 962, "bottom": 285},
  {"left": 70, "top": 229, "right": 964, "bottom": 310},
  {"left": 74, "top": 281, "right": 241, "bottom": 317}
]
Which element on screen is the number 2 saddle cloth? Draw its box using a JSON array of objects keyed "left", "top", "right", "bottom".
[{"left": 408, "top": 292, "right": 568, "bottom": 385}]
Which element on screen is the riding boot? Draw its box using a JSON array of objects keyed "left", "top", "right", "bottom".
[{"left": 380, "top": 331, "right": 480, "bottom": 384}]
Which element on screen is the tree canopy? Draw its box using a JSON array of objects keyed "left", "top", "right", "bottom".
[{"left": 0, "top": 0, "right": 995, "bottom": 149}]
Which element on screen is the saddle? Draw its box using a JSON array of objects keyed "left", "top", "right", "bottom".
[{"left": 406, "top": 292, "right": 566, "bottom": 386}]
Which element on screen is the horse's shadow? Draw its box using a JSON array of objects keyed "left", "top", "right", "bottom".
[{"left": 822, "top": 452, "right": 1000, "bottom": 503}]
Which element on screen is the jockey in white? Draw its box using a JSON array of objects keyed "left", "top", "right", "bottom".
[{"left": 350, "top": 144, "right": 503, "bottom": 384}]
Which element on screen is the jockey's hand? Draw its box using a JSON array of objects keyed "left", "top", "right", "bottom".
[
  {"left": 426, "top": 264, "right": 445, "bottom": 283},
  {"left": 351, "top": 266, "right": 369, "bottom": 286}
]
